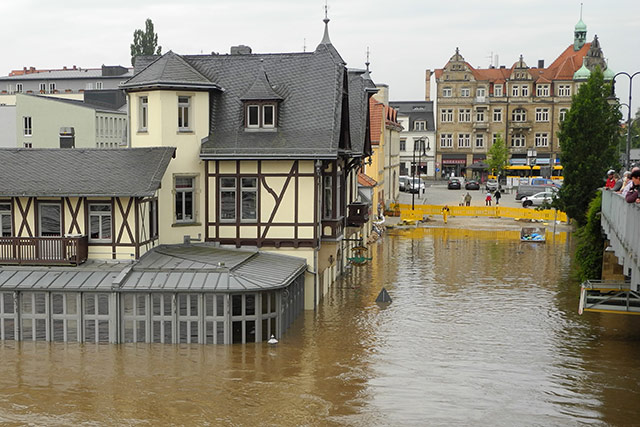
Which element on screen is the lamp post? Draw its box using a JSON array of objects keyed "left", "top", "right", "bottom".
[
  {"left": 411, "top": 136, "right": 429, "bottom": 210},
  {"left": 610, "top": 72, "right": 640, "bottom": 171},
  {"left": 527, "top": 148, "right": 537, "bottom": 183}
]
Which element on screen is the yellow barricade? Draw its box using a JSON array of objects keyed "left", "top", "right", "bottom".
[{"left": 396, "top": 204, "right": 567, "bottom": 222}]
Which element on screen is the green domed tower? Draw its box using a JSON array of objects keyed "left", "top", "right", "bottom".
[{"left": 574, "top": 15, "right": 587, "bottom": 51}]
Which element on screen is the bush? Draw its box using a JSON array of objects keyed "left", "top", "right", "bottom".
[{"left": 574, "top": 191, "right": 603, "bottom": 282}]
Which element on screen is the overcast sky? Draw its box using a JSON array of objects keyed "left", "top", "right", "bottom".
[{"left": 2, "top": 0, "right": 639, "bottom": 110}]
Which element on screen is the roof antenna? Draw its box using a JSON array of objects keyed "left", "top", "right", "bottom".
[
  {"left": 580, "top": 2, "right": 583, "bottom": 20},
  {"left": 303, "top": 38, "right": 306, "bottom": 52},
  {"left": 320, "top": 1, "right": 331, "bottom": 44},
  {"left": 365, "top": 47, "right": 370, "bottom": 72}
]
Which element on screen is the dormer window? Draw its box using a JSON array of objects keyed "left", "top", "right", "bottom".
[{"left": 245, "top": 102, "right": 277, "bottom": 129}]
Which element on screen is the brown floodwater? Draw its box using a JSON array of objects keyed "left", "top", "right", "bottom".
[{"left": 1, "top": 227, "right": 639, "bottom": 426}]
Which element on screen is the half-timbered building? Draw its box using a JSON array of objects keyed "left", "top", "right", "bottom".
[{"left": 121, "top": 17, "right": 376, "bottom": 310}]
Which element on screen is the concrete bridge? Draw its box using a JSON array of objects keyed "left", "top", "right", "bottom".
[{"left": 579, "top": 190, "right": 640, "bottom": 315}]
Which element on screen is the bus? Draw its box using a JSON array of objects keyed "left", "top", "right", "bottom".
[{"left": 489, "top": 165, "right": 563, "bottom": 184}]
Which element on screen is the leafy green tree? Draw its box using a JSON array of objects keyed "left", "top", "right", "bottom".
[
  {"left": 574, "top": 192, "right": 604, "bottom": 281},
  {"left": 130, "top": 19, "right": 162, "bottom": 66},
  {"left": 555, "top": 68, "right": 621, "bottom": 225},
  {"left": 487, "top": 133, "right": 508, "bottom": 180}
]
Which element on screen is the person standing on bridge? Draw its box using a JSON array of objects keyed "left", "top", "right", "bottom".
[
  {"left": 485, "top": 191, "right": 492, "bottom": 206},
  {"left": 464, "top": 192, "right": 472, "bottom": 206},
  {"left": 494, "top": 189, "right": 501, "bottom": 205},
  {"left": 625, "top": 170, "right": 640, "bottom": 203}
]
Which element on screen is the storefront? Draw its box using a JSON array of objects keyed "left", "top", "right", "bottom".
[{"left": 441, "top": 154, "right": 467, "bottom": 178}]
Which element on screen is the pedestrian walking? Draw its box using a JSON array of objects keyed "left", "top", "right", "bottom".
[
  {"left": 441, "top": 205, "right": 450, "bottom": 224},
  {"left": 494, "top": 189, "right": 501, "bottom": 205},
  {"left": 485, "top": 191, "right": 492, "bottom": 206},
  {"left": 464, "top": 192, "right": 472, "bottom": 206}
]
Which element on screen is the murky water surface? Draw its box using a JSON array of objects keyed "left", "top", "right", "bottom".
[{"left": 1, "top": 228, "right": 639, "bottom": 426}]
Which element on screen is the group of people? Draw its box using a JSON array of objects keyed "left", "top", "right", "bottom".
[
  {"left": 461, "top": 190, "right": 501, "bottom": 206},
  {"left": 605, "top": 167, "right": 640, "bottom": 204}
]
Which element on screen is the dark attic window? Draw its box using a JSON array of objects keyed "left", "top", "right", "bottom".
[{"left": 245, "top": 102, "right": 277, "bottom": 130}]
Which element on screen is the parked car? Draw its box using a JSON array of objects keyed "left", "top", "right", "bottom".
[
  {"left": 407, "top": 177, "right": 425, "bottom": 193},
  {"left": 521, "top": 191, "right": 556, "bottom": 208},
  {"left": 447, "top": 177, "right": 463, "bottom": 190},
  {"left": 486, "top": 178, "right": 500, "bottom": 192},
  {"left": 399, "top": 175, "right": 411, "bottom": 192},
  {"left": 515, "top": 184, "right": 558, "bottom": 200},
  {"left": 465, "top": 180, "right": 480, "bottom": 190}
]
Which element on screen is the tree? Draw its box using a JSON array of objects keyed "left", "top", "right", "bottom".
[
  {"left": 130, "top": 19, "right": 162, "bottom": 66},
  {"left": 555, "top": 68, "right": 621, "bottom": 225},
  {"left": 486, "top": 133, "right": 508, "bottom": 180}
]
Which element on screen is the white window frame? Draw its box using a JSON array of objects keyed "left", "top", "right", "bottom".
[
  {"left": 96, "top": 81, "right": 103, "bottom": 90},
  {"left": 48, "top": 82, "right": 56, "bottom": 93},
  {"left": 442, "top": 87, "right": 452, "bottom": 97},
  {"left": 458, "top": 109, "right": 471, "bottom": 123},
  {"left": 535, "top": 108, "right": 549, "bottom": 122},
  {"left": 475, "top": 134, "right": 485, "bottom": 148},
  {"left": 476, "top": 87, "right": 486, "bottom": 97},
  {"left": 559, "top": 108, "right": 568, "bottom": 122},
  {"left": 440, "top": 134, "right": 453, "bottom": 148},
  {"left": 492, "top": 133, "right": 500, "bottom": 144},
  {"left": 23, "top": 142, "right": 32, "bottom": 149},
  {"left": 240, "top": 177, "right": 258, "bottom": 222},
  {"left": 492, "top": 108, "right": 502, "bottom": 122},
  {"left": 557, "top": 84, "right": 571, "bottom": 97},
  {"left": 494, "top": 84, "right": 503, "bottom": 97},
  {"left": 536, "top": 84, "right": 550, "bottom": 97},
  {"left": 39, "top": 83, "right": 46, "bottom": 93},
  {"left": 521, "top": 85, "right": 529, "bottom": 97},
  {"left": 178, "top": 96, "right": 191, "bottom": 131},
  {"left": 535, "top": 133, "right": 549, "bottom": 147},
  {"left": 220, "top": 177, "right": 237, "bottom": 222},
  {"left": 512, "top": 108, "right": 527, "bottom": 122},
  {"left": 139, "top": 96, "right": 148, "bottom": 132},
  {"left": 15, "top": 83, "right": 23, "bottom": 93},
  {"left": 460, "top": 87, "right": 470, "bottom": 97},
  {"left": 475, "top": 110, "right": 485, "bottom": 122},
  {"left": 440, "top": 109, "right": 453, "bottom": 123},
  {"left": 247, "top": 105, "right": 260, "bottom": 128},
  {"left": 86, "top": 82, "right": 93, "bottom": 90},
  {"left": 175, "top": 176, "right": 195, "bottom": 223},
  {"left": 511, "top": 134, "right": 526, "bottom": 147},
  {"left": 458, "top": 133, "right": 470, "bottom": 148},
  {"left": 0, "top": 203, "right": 11, "bottom": 237},
  {"left": 262, "top": 105, "right": 275, "bottom": 128},
  {"left": 414, "top": 120, "right": 426, "bottom": 131},
  {"left": 511, "top": 85, "right": 520, "bottom": 97},
  {"left": 88, "top": 203, "right": 112, "bottom": 243},
  {"left": 23, "top": 116, "right": 32, "bottom": 136}
]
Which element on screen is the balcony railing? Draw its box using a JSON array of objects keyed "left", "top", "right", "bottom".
[
  {"left": 473, "top": 121, "right": 489, "bottom": 130},
  {"left": 600, "top": 190, "right": 640, "bottom": 291},
  {"left": 0, "top": 235, "right": 88, "bottom": 265},
  {"left": 509, "top": 121, "right": 532, "bottom": 130},
  {"left": 346, "top": 202, "right": 370, "bottom": 227},
  {"left": 321, "top": 217, "right": 345, "bottom": 241}
]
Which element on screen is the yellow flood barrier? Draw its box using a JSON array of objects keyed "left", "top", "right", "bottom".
[{"left": 396, "top": 204, "right": 567, "bottom": 222}]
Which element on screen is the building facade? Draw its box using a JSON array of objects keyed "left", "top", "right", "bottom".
[
  {"left": 390, "top": 101, "right": 436, "bottom": 179},
  {"left": 434, "top": 19, "right": 612, "bottom": 178}
]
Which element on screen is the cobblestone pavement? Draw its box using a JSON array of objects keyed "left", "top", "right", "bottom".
[{"left": 396, "top": 182, "right": 523, "bottom": 208}]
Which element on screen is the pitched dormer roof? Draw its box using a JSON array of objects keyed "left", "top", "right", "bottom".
[
  {"left": 240, "top": 62, "right": 283, "bottom": 101},
  {"left": 121, "top": 51, "right": 221, "bottom": 91}
]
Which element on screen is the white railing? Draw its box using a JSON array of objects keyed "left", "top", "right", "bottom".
[{"left": 600, "top": 190, "right": 640, "bottom": 291}]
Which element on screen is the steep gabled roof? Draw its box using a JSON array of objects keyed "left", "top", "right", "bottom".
[
  {"left": 121, "top": 51, "right": 222, "bottom": 91},
  {"left": 0, "top": 147, "right": 175, "bottom": 197}
]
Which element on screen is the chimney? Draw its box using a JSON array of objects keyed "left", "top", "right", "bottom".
[
  {"left": 537, "top": 59, "right": 544, "bottom": 69},
  {"left": 230, "top": 45, "right": 252, "bottom": 55},
  {"left": 424, "top": 69, "right": 432, "bottom": 101}
]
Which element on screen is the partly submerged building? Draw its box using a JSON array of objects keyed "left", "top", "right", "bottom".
[{"left": 0, "top": 17, "right": 374, "bottom": 344}]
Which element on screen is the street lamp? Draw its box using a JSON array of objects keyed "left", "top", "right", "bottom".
[
  {"left": 411, "top": 136, "right": 429, "bottom": 210},
  {"left": 610, "top": 71, "right": 640, "bottom": 171},
  {"left": 527, "top": 148, "right": 537, "bottom": 182}
]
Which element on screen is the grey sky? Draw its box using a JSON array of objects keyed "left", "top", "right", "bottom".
[{"left": 2, "top": 0, "right": 639, "bottom": 108}]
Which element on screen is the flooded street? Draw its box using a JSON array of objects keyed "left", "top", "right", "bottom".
[{"left": 1, "top": 228, "right": 639, "bottom": 426}]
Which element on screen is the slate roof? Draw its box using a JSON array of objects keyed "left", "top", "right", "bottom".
[
  {"left": 347, "top": 69, "right": 374, "bottom": 157},
  {"left": 21, "top": 93, "right": 125, "bottom": 114},
  {"left": 0, "top": 147, "right": 175, "bottom": 197},
  {"left": 123, "top": 20, "right": 371, "bottom": 160},
  {"left": 390, "top": 101, "right": 436, "bottom": 132},
  {"left": 0, "top": 69, "right": 133, "bottom": 81},
  {"left": 0, "top": 244, "right": 307, "bottom": 292},
  {"left": 121, "top": 51, "right": 221, "bottom": 90}
]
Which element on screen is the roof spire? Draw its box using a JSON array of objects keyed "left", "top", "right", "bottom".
[
  {"left": 365, "top": 47, "right": 370, "bottom": 72},
  {"left": 580, "top": 2, "right": 583, "bottom": 20},
  {"left": 320, "top": 2, "right": 331, "bottom": 45},
  {"left": 574, "top": 4, "right": 587, "bottom": 51}
]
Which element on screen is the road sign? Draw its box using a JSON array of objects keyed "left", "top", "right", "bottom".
[{"left": 436, "top": 168, "right": 440, "bottom": 172}]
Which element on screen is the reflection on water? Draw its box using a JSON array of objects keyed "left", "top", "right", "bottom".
[{"left": 1, "top": 228, "right": 639, "bottom": 426}]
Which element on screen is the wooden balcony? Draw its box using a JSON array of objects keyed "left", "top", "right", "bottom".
[
  {"left": 346, "top": 202, "right": 370, "bottom": 227},
  {"left": 321, "top": 217, "right": 345, "bottom": 241},
  {"left": 0, "top": 235, "right": 89, "bottom": 266}
]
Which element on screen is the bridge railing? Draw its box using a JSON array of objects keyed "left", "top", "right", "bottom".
[
  {"left": 396, "top": 203, "right": 567, "bottom": 223},
  {"left": 601, "top": 190, "right": 640, "bottom": 291}
]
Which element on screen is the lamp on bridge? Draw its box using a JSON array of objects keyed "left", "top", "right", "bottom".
[
  {"left": 412, "top": 136, "right": 429, "bottom": 210},
  {"left": 608, "top": 71, "right": 640, "bottom": 171}
]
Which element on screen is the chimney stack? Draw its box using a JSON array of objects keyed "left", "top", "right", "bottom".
[
  {"left": 538, "top": 59, "right": 544, "bottom": 69},
  {"left": 424, "top": 69, "right": 432, "bottom": 101}
]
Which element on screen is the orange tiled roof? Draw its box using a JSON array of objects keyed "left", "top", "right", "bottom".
[
  {"left": 358, "top": 172, "right": 377, "bottom": 187},
  {"left": 434, "top": 43, "right": 592, "bottom": 84},
  {"left": 369, "top": 97, "right": 384, "bottom": 145}
]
